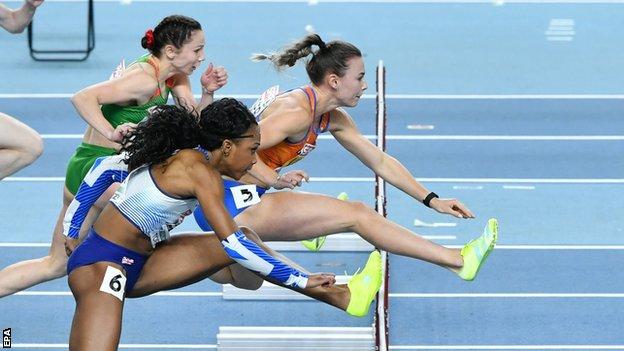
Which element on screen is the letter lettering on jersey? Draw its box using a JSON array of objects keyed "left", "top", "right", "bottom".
[
  {"left": 298, "top": 143, "right": 316, "bottom": 157},
  {"left": 249, "top": 85, "right": 279, "bottom": 118}
]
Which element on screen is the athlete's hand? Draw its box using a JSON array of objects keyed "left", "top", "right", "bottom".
[
  {"left": 64, "top": 237, "right": 79, "bottom": 257},
  {"left": 429, "top": 197, "right": 475, "bottom": 219},
  {"left": 109, "top": 122, "right": 137, "bottom": 143},
  {"left": 201, "top": 63, "right": 228, "bottom": 94},
  {"left": 273, "top": 170, "right": 309, "bottom": 189},
  {"left": 305, "top": 273, "right": 336, "bottom": 288},
  {"left": 26, "top": 0, "right": 45, "bottom": 8}
]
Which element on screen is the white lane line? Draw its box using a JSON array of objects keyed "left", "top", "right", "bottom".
[
  {"left": 6, "top": 0, "right": 624, "bottom": 3},
  {"left": 8, "top": 344, "right": 624, "bottom": 350},
  {"left": 468, "top": 245, "right": 624, "bottom": 249},
  {"left": 16, "top": 291, "right": 223, "bottom": 297},
  {"left": 420, "top": 235, "right": 456, "bottom": 240},
  {"left": 418, "top": 178, "right": 624, "bottom": 183},
  {"left": 390, "top": 293, "right": 624, "bottom": 298},
  {"left": 4, "top": 243, "right": 624, "bottom": 249},
  {"left": 0, "top": 243, "right": 51, "bottom": 247},
  {"left": 41, "top": 134, "right": 624, "bottom": 141},
  {"left": 4, "top": 177, "right": 624, "bottom": 183},
  {"left": 41, "top": 134, "right": 83, "bottom": 139},
  {"left": 547, "top": 36, "right": 574, "bottom": 41},
  {"left": 15, "top": 291, "right": 71, "bottom": 296},
  {"left": 376, "top": 135, "right": 624, "bottom": 141},
  {"left": 390, "top": 346, "right": 624, "bottom": 350},
  {"left": 413, "top": 219, "right": 457, "bottom": 228},
  {"left": 0, "top": 237, "right": 450, "bottom": 248},
  {"left": 546, "top": 18, "right": 576, "bottom": 41},
  {"left": 407, "top": 124, "right": 435, "bottom": 130},
  {"left": 503, "top": 185, "right": 536, "bottom": 190},
  {"left": 13, "top": 291, "right": 624, "bottom": 298},
  {"left": 3, "top": 177, "right": 66, "bottom": 181},
  {"left": 2, "top": 93, "right": 624, "bottom": 99},
  {"left": 545, "top": 30, "right": 576, "bottom": 35},
  {"left": 14, "top": 344, "right": 624, "bottom": 350},
  {"left": 12, "top": 344, "right": 217, "bottom": 349},
  {"left": 453, "top": 185, "right": 484, "bottom": 190}
]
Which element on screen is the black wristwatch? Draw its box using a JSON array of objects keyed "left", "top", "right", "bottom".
[{"left": 423, "top": 192, "right": 439, "bottom": 208}]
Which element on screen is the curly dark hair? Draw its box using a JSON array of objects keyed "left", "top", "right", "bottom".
[
  {"left": 121, "top": 105, "right": 199, "bottom": 171},
  {"left": 197, "top": 98, "right": 258, "bottom": 151},
  {"left": 121, "top": 99, "right": 257, "bottom": 171}
]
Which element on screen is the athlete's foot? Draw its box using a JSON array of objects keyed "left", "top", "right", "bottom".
[
  {"left": 301, "top": 192, "right": 349, "bottom": 252},
  {"left": 346, "top": 250, "right": 382, "bottom": 317},
  {"left": 301, "top": 236, "right": 327, "bottom": 252},
  {"left": 456, "top": 218, "right": 498, "bottom": 281}
]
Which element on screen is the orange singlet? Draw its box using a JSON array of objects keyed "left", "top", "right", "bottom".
[{"left": 257, "top": 86, "right": 331, "bottom": 170}]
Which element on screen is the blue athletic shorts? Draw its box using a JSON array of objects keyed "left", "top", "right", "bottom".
[
  {"left": 67, "top": 228, "right": 148, "bottom": 293},
  {"left": 194, "top": 179, "right": 267, "bottom": 231}
]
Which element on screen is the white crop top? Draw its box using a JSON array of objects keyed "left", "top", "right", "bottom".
[{"left": 110, "top": 165, "right": 198, "bottom": 247}]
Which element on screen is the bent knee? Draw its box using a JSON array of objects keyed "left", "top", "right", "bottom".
[
  {"left": 49, "top": 256, "right": 69, "bottom": 278},
  {"left": 349, "top": 201, "right": 375, "bottom": 216},
  {"left": 20, "top": 133, "right": 44, "bottom": 165},
  {"left": 348, "top": 201, "right": 377, "bottom": 228},
  {"left": 30, "top": 133, "right": 44, "bottom": 160},
  {"left": 38, "top": 254, "right": 68, "bottom": 279}
]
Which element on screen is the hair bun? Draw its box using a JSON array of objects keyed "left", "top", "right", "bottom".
[{"left": 143, "top": 29, "right": 155, "bottom": 49}]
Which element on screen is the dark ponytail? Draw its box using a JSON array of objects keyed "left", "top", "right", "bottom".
[
  {"left": 251, "top": 34, "right": 326, "bottom": 70},
  {"left": 252, "top": 34, "right": 362, "bottom": 85}
]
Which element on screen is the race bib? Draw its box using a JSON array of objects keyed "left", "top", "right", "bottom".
[
  {"left": 99, "top": 266, "right": 127, "bottom": 301},
  {"left": 230, "top": 184, "right": 261, "bottom": 209},
  {"left": 249, "top": 85, "right": 279, "bottom": 118}
]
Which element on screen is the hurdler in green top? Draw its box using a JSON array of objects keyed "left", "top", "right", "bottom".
[
  {"left": 101, "top": 54, "right": 173, "bottom": 127},
  {"left": 100, "top": 95, "right": 168, "bottom": 127},
  {"left": 65, "top": 54, "right": 173, "bottom": 195}
]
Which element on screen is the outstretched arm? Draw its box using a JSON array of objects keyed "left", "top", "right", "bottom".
[
  {"left": 330, "top": 108, "right": 474, "bottom": 219},
  {"left": 189, "top": 162, "right": 334, "bottom": 288}
]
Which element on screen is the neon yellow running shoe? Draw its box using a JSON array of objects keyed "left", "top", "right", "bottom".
[
  {"left": 346, "top": 250, "right": 382, "bottom": 317},
  {"left": 301, "top": 192, "right": 349, "bottom": 252},
  {"left": 457, "top": 218, "right": 498, "bottom": 281}
]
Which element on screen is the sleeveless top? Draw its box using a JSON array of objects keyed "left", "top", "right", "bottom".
[
  {"left": 110, "top": 164, "right": 197, "bottom": 247},
  {"left": 251, "top": 86, "right": 331, "bottom": 170},
  {"left": 101, "top": 54, "right": 175, "bottom": 128}
]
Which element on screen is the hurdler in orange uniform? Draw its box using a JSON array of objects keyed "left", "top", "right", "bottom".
[
  {"left": 193, "top": 85, "right": 329, "bottom": 231},
  {"left": 195, "top": 35, "right": 494, "bottom": 301},
  {"left": 258, "top": 86, "right": 331, "bottom": 170}
]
